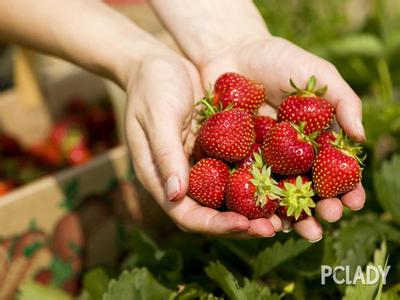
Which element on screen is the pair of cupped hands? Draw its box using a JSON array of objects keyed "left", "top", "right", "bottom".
[{"left": 125, "top": 36, "right": 366, "bottom": 242}]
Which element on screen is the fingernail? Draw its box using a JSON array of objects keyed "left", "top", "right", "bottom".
[
  {"left": 258, "top": 232, "right": 275, "bottom": 238},
  {"left": 356, "top": 121, "right": 366, "bottom": 141},
  {"left": 281, "top": 219, "right": 292, "bottom": 233},
  {"left": 166, "top": 175, "right": 180, "bottom": 201},
  {"left": 270, "top": 216, "right": 282, "bottom": 232},
  {"left": 308, "top": 235, "right": 323, "bottom": 243}
]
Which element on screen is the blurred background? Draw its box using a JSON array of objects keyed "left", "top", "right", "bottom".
[{"left": 0, "top": 0, "right": 399, "bottom": 299}]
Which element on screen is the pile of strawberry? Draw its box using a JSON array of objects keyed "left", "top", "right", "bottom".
[
  {"left": 0, "top": 98, "right": 117, "bottom": 196},
  {"left": 188, "top": 72, "right": 364, "bottom": 225}
]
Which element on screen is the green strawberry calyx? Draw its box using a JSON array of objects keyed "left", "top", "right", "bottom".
[
  {"left": 195, "top": 85, "right": 233, "bottom": 122},
  {"left": 280, "top": 176, "right": 316, "bottom": 220},
  {"left": 291, "top": 122, "right": 319, "bottom": 151},
  {"left": 250, "top": 153, "right": 282, "bottom": 207},
  {"left": 287, "top": 75, "right": 328, "bottom": 97},
  {"left": 330, "top": 129, "right": 365, "bottom": 165},
  {"left": 62, "top": 128, "right": 84, "bottom": 154}
]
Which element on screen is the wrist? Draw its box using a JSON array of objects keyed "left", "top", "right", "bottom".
[
  {"left": 108, "top": 33, "right": 181, "bottom": 90},
  {"left": 150, "top": 0, "right": 270, "bottom": 68}
]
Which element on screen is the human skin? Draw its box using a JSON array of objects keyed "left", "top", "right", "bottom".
[{"left": 150, "top": 0, "right": 366, "bottom": 242}]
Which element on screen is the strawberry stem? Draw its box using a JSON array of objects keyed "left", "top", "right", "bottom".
[{"left": 288, "top": 75, "right": 328, "bottom": 97}]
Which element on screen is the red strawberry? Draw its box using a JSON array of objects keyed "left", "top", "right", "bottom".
[
  {"left": 253, "top": 115, "right": 276, "bottom": 144},
  {"left": 35, "top": 269, "right": 53, "bottom": 285},
  {"left": 213, "top": 72, "right": 265, "bottom": 113},
  {"left": 29, "top": 142, "right": 63, "bottom": 167},
  {"left": 312, "top": 132, "right": 363, "bottom": 198},
  {"left": 67, "top": 143, "right": 92, "bottom": 166},
  {"left": 226, "top": 155, "right": 281, "bottom": 219},
  {"left": 51, "top": 120, "right": 92, "bottom": 166},
  {"left": 188, "top": 158, "right": 230, "bottom": 209},
  {"left": 50, "top": 120, "right": 85, "bottom": 148},
  {"left": 0, "top": 180, "right": 14, "bottom": 196},
  {"left": 277, "top": 176, "right": 316, "bottom": 222},
  {"left": 199, "top": 108, "right": 255, "bottom": 162},
  {"left": 237, "top": 143, "right": 262, "bottom": 168},
  {"left": 277, "top": 76, "right": 334, "bottom": 134},
  {"left": 263, "top": 122, "right": 316, "bottom": 175},
  {"left": 316, "top": 130, "right": 336, "bottom": 150}
]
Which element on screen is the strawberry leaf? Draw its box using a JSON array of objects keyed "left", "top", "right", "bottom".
[
  {"left": 374, "top": 155, "right": 400, "bottom": 223},
  {"left": 121, "top": 229, "right": 183, "bottom": 285},
  {"left": 103, "top": 268, "right": 172, "bottom": 300},
  {"left": 343, "top": 241, "right": 388, "bottom": 300},
  {"left": 381, "top": 283, "right": 400, "bottom": 300},
  {"left": 332, "top": 213, "right": 400, "bottom": 283},
  {"left": 205, "top": 261, "right": 279, "bottom": 300},
  {"left": 252, "top": 238, "right": 312, "bottom": 279},
  {"left": 170, "top": 283, "right": 221, "bottom": 300}
]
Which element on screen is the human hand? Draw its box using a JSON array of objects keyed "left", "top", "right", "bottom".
[
  {"left": 198, "top": 36, "right": 366, "bottom": 242},
  {"left": 125, "top": 52, "right": 282, "bottom": 239}
]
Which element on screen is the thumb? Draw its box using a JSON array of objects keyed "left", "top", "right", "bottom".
[{"left": 146, "top": 112, "right": 189, "bottom": 201}]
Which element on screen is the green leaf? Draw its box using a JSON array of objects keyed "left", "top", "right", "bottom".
[
  {"left": 343, "top": 241, "right": 389, "bottom": 300},
  {"left": 333, "top": 213, "right": 400, "bottom": 281},
  {"left": 121, "top": 229, "right": 183, "bottom": 284},
  {"left": 103, "top": 268, "right": 172, "bottom": 300},
  {"left": 253, "top": 238, "right": 312, "bottom": 278},
  {"left": 205, "top": 261, "right": 279, "bottom": 300},
  {"left": 374, "top": 155, "right": 400, "bottom": 223},
  {"left": 363, "top": 100, "right": 400, "bottom": 150},
  {"left": 171, "top": 283, "right": 221, "bottom": 300},
  {"left": 324, "top": 34, "right": 384, "bottom": 57},
  {"left": 381, "top": 283, "right": 400, "bottom": 300},
  {"left": 16, "top": 282, "right": 72, "bottom": 300},
  {"left": 204, "top": 261, "right": 243, "bottom": 300},
  {"left": 82, "top": 268, "right": 110, "bottom": 300},
  {"left": 242, "top": 279, "right": 280, "bottom": 300},
  {"left": 50, "top": 257, "right": 74, "bottom": 287},
  {"left": 60, "top": 179, "right": 79, "bottom": 211}
]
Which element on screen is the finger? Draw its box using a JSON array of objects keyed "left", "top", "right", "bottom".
[
  {"left": 281, "top": 218, "right": 293, "bottom": 233},
  {"left": 178, "top": 207, "right": 250, "bottom": 235},
  {"left": 126, "top": 118, "right": 165, "bottom": 201},
  {"left": 221, "top": 215, "right": 282, "bottom": 239},
  {"left": 316, "top": 198, "right": 343, "bottom": 223},
  {"left": 127, "top": 120, "right": 251, "bottom": 236},
  {"left": 247, "top": 218, "right": 276, "bottom": 237},
  {"left": 144, "top": 110, "right": 189, "bottom": 201},
  {"left": 340, "top": 183, "right": 365, "bottom": 211},
  {"left": 268, "top": 214, "right": 282, "bottom": 232},
  {"left": 293, "top": 216, "right": 323, "bottom": 243},
  {"left": 322, "top": 71, "right": 365, "bottom": 142}
]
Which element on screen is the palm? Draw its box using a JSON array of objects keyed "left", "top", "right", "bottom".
[
  {"left": 125, "top": 55, "right": 277, "bottom": 238},
  {"left": 199, "top": 37, "right": 366, "bottom": 241}
]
